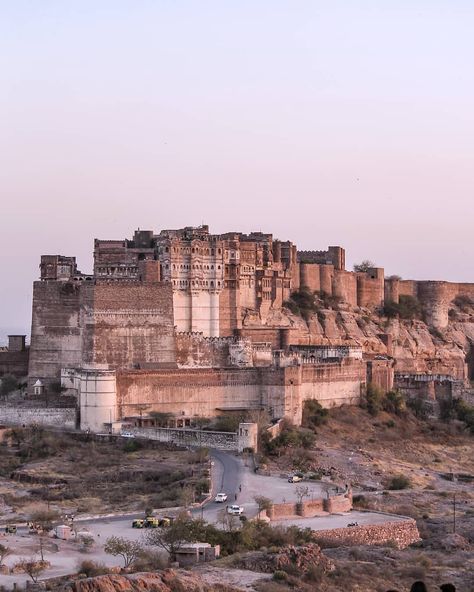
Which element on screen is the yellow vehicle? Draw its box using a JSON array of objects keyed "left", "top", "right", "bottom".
[
  {"left": 159, "top": 517, "right": 171, "bottom": 527},
  {"left": 5, "top": 525, "right": 17, "bottom": 534},
  {"left": 132, "top": 519, "right": 145, "bottom": 528},
  {"left": 145, "top": 516, "right": 159, "bottom": 528}
]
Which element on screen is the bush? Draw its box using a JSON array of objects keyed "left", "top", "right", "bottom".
[
  {"left": 364, "top": 384, "right": 384, "bottom": 416},
  {"left": 283, "top": 287, "right": 319, "bottom": 320},
  {"left": 387, "top": 474, "right": 411, "bottom": 490},
  {"left": 302, "top": 400, "right": 328, "bottom": 430},
  {"left": 382, "top": 390, "right": 406, "bottom": 416},
  {"left": 213, "top": 414, "right": 241, "bottom": 432},
  {"left": 273, "top": 570, "right": 287, "bottom": 581},
  {"left": 454, "top": 399, "right": 474, "bottom": 433},
  {"left": 453, "top": 294, "right": 473, "bottom": 312},
  {"left": 0, "top": 374, "right": 17, "bottom": 397},
  {"left": 123, "top": 439, "right": 143, "bottom": 453},
  {"left": 77, "top": 560, "right": 109, "bottom": 577},
  {"left": 261, "top": 423, "right": 315, "bottom": 457},
  {"left": 353, "top": 260, "right": 376, "bottom": 273},
  {"left": 383, "top": 295, "right": 421, "bottom": 320}
]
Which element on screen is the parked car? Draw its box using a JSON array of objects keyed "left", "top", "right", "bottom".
[
  {"left": 288, "top": 474, "right": 303, "bottom": 483},
  {"left": 121, "top": 432, "right": 135, "bottom": 438},
  {"left": 215, "top": 492, "right": 228, "bottom": 503},
  {"left": 5, "top": 525, "right": 17, "bottom": 534},
  {"left": 227, "top": 504, "right": 244, "bottom": 516},
  {"left": 132, "top": 519, "right": 145, "bottom": 528}
]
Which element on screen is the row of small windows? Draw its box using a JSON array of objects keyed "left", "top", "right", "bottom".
[
  {"left": 172, "top": 280, "right": 222, "bottom": 288},
  {"left": 172, "top": 264, "right": 221, "bottom": 271},
  {"left": 170, "top": 247, "right": 222, "bottom": 255}
]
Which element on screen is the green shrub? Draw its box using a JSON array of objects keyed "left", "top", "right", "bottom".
[
  {"left": 382, "top": 390, "right": 406, "bottom": 415},
  {"left": 273, "top": 570, "right": 287, "bottom": 581},
  {"left": 123, "top": 439, "right": 143, "bottom": 453},
  {"left": 0, "top": 374, "right": 17, "bottom": 397},
  {"left": 77, "top": 560, "right": 109, "bottom": 577},
  {"left": 387, "top": 474, "right": 411, "bottom": 490},
  {"left": 454, "top": 399, "right": 474, "bottom": 433},
  {"left": 383, "top": 295, "right": 421, "bottom": 320},
  {"left": 364, "top": 383, "right": 384, "bottom": 416},
  {"left": 302, "top": 400, "right": 328, "bottom": 429}
]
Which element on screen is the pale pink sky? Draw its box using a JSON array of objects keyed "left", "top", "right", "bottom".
[{"left": 1, "top": 1, "right": 473, "bottom": 339}]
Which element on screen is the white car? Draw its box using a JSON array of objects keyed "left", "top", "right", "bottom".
[
  {"left": 227, "top": 504, "right": 244, "bottom": 516},
  {"left": 121, "top": 432, "right": 135, "bottom": 438},
  {"left": 215, "top": 493, "right": 228, "bottom": 503}
]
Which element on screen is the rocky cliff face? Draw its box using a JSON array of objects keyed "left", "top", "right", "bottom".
[
  {"left": 60, "top": 569, "right": 233, "bottom": 592},
  {"left": 244, "top": 299, "right": 474, "bottom": 381}
]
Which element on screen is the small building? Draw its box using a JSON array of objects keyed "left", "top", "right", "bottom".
[
  {"left": 55, "top": 524, "right": 73, "bottom": 540},
  {"left": 174, "top": 542, "right": 220, "bottom": 566},
  {"left": 33, "top": 379, "right": 44, "bottom": 396}
]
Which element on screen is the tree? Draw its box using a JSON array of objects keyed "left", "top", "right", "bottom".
[
  {"left": 364, "top": 383, "right": 384, "bottom": 416},
  {"left": 30, "top": 507, "right": 60, "bottom": 532},
  {"left": 0, "top": 374, "right": 17, "bottom": 398},
  {"left": 294, "top": 485, "right": 310, "bottom": 505},
  {"left": 180, "top": 485, "right": 195, "bottom": 508},
  {"left": 216, "top": 508, "right": 239, "bottom": 532},
  {"left": 30, "top": 506, "right": 60, "bottom": 561},
  {"left": 144, "top": 515, "right": 198, "bottom": 561},
  {"left": 104, "top": 536, "right": 143, "bottom": 568},
  {"left": 0, "top": 544, "right": 11, "bottom": 564},
  {"left": 353, "top": 260, "right": 376, "bottom": 273},
  {"left": 14, "top": 558, "right": 47, "bottom": 583},
  {"left": 254, "top": 495, "right": 273, "bottom": 518}
]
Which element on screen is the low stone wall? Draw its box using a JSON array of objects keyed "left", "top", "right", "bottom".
[
  {"left": 300, "top": 499, "right": 325, "bottom": 516},
  {"left": 127, "top": 426, "right": 238, "bottom": 451},
  {"left": 0, "top": 406, "right": 77, "bottom": 429},
  {"left": 312, "top": 519, "right": 420, "bottom": 550},
  {"left": 267, "top": 502, "right": 297, "bottom": 520},
  {"left": 267, "top": 491, "right": 352, "bottom": 519}
]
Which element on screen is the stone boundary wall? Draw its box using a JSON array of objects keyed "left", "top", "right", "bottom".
[
  {"left": 0, "top": 406, "right": 77, "bottom": 429},
  {"left": 267, "top": 491, "right": 352, "bottom": 519},
  {"left": 312, "top": 518, "right": 420, "bottom": 550},
  {"left": 126, "top": 426, "right": 238, "bottom": 451}
]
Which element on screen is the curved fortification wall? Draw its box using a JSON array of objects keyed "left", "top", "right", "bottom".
[
  {"left": 357, "top": 273, "right": 384, "bottom": 308},
  {"left": 319, "top": 265, "right": 334, "bottom": 295},
  {"left": 416, "top": 282, "right": 455, "bottom": 329},
  {"left": 384, "top": 278, "right": 400, "bottom": 303},
  {"left": 333, "top": 271, "right": 357, "bottom": 306},
  {"left": 299, "top": 263, "right": 321, "bottom": 292},
  {"left": 79, "top": 368, "right": 117, "bottom": 432}
]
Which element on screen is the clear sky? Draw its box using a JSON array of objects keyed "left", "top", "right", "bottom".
[{"left": 1, "top": 1, "right": 473, "bottom": 340}]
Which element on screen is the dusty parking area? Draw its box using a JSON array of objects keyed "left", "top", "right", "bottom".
[{"left": 274, "top": 509, "right": 408, "bottom": 530}]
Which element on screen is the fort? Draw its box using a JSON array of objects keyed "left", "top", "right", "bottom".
[{"left": 7, "top": 224, "right": 473, "bottom": 434}]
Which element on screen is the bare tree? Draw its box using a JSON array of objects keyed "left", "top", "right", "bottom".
[
  {"left": 180, "top": 485, "right": 195, "bottom": 509},
  {"left": 30, "top": 506, "right": 60, "bottom": 562},
  {"left": 254, "top": 495, "right": 273, "bottom": 518},
  {"left": 14, "top": 558, "right": 47, "bottom": 583},
  {"left": 295, "top": 485, "right": 310, "bottom": 505},
  {"left": 353, "top": 260, "right": 376, "bottom": 273},
  {"left": 0, "top": 544, "right": 11, "bottom": 564},
  {"left": 104, "top": 536, "right": 143, "bottom": 568},
  {"left": 216, "top": 508, "right": 239, "bottom": 532}
]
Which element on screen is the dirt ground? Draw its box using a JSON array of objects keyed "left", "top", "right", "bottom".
[{"left": 0, "top": 428, "right": 210, "bottom": 520}]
